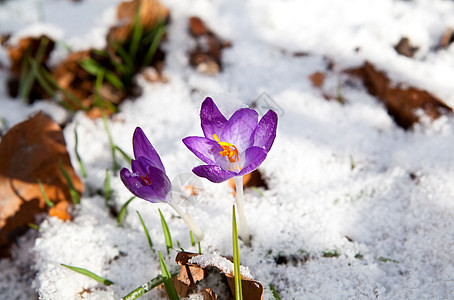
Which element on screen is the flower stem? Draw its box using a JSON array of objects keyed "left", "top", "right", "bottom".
[
  {"left": 168, "top": 201, "right": 204, "bottom": 242},
  {"left": 234, "top": 176, "right": 250, "bottom": 246}
]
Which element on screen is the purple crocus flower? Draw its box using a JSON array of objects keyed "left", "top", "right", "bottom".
[
  {"left": 120, "top": 127, "right": 171, "bottom": 203},
  {"left": 120, "top": 127, "right": 204, "bottom": 241},
  {"left": 183, "top": 97, "right": 278, "bottom": 183}
]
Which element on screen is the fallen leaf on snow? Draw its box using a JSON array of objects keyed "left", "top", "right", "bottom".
[
  {"left": 346, "top": 61, "right": 452, "bottom": 129},
  {"left": 0, "top": 112, "right": 83, "bottom": 257}
]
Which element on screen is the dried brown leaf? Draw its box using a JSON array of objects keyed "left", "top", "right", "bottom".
[
  {"left": 0, "top": 112, "right": 83, "bottom": 257},
  {"left": 175, "top": 252, "right": 263, "bottom": 300},
  {"left": 346, "top": 61, "right": 452, "bottom": 129}
]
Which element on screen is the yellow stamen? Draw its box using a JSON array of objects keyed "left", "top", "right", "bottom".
[{"left": 213, "top": 134, "right": 239, "bottom": 163}]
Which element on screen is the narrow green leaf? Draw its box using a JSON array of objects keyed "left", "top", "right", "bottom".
[
  {"left": 115, "top": 145, "right": 133, "bottom": 164},
  {"left": 58, "top": 159, "right": 79, "bottom": 205},
  {"left": 198, "top": 241, "right": 202, "bottom": 254},
  {"left": 28, "top": 223, "right": 40, "bottom": 230},
  {"left": 143, "top": 24, "right": 166, "bottom": 66},
  {"left": 232, "top": 205, "right": 243, "bottom": 300},
  {"left": 61, "top": 263, "right": 114, "bottom": 286},
  {"left": 121, "top": 271, "right": 179, "bottom": 300},
  {"left": 158, "top": 209, "right": 173, "bottom": 254},
  {"left": 117, "top": 196, "right": 135, "bottom": 226},
  {"left": 158, "top": 250, "right": 179, "bottom": 300},
  {"left": 112, "top": 42, "right": 134, "bottom": 73},
  {"left": 104, "top": 71, "right": 125, "bottom": 91},
  {"left": 129, "top": 2, "right": 143, "bottom": 62},
  {"left": 73, "top": 136, "right": 86, "bottom": 173},
  {"left": 104, "top": 169, "right": 112, "bottom": 206},
  {"left": 29, "top": 58, "right": 56, "bottom": 97},
  {"left": 79, "top": 58, "right": 101, "bottom": 75},
  {"left": 37, "top": 179, "right": 54, "bottom": 207},
  {"left": 189, "top": 231, "right": 195, "bottom": 247},
  {"left": 250, "top": 187, "right": 264, "bottom": 197},
  {"left": 269, "top": 283, "right": 282, "bottom": 300},
  {"left": 74, "top": 126, "right": 87, "bottom": 178},
  {"left": 39, "top": 66, "right": 87, "bottom": 110},
  {"left": 136, "top": 211, "right": 153, "bottom": 250}
]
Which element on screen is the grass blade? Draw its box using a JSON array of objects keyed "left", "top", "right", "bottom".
[
  {"left": 115, "top": 145, "right": 132, "bottom": 164},
  {"left": 198, "top": 241, "right": 202, "bottom": 254},
  {"left": 28, "top": 223, "right": 40, "bottom": 230},
  {"left": 58, "top": 159, "right": 79, "bottom": 205},
  {"left": 37, "top": 179, "right": 54, "bottom": 207},
  {"left": 121, "top": 271, "right": 179, "bottom": 300},
  {"left": 232, "top": 205, "right": 243, "bottom": 300},
  {"left": 136, "top": 211, "right": 153, "bottom": 250},
  {"left": 158, "top": 250, "right": 179, "bottom": 300},
  {"left": 129, "top": 2, "right": 143, "bottom": 62},
  {"left": 74, "top": 126, "right": 87, "bottom": 178},
  {"left": 29, "top": 58, "right": 56, "bottom": 97},
  {"left": 269, "top": 283, "right": 281, "bottom": 300},
  {"left": 104, "top": 169, "right": 112, "bottom": 206},
  {"left": 190, "top": 231, "right": 195, "bottom": 247},
  {"left": 61, "top": 263, "right": 114, "bottom": 286},
  {"left": 158, "top": 209, "right": 173, "bottom": 254},
  {"left": 39, "top": 66, "right": 87, "bottom": 110},
  {"left": 143, "top": 24, "right": 166, "bottom": 66},
  {"left": 117, "top": 196, "right": 135, "bottom": 226}
]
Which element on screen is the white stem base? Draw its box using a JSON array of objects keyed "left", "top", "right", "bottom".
[
  {"left": 234, "top": 176, "right": 251, "bottom": 246},
  {"left": 168, "top": 201, "right": 204, "bottom": 242}
]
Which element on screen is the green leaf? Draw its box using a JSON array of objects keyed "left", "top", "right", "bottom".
[
  {"left": 104, "top": 169, "right": 112, "bottom": 206},
  {"left": 28, "top": 223, "right": 40, "bottom": 230},
  {"left": 114, "top": 145, "right": 132, "bottom": 164},
  {"left": 129, "top": 2, "right": 143, "bottom": 62},
  {"left": 143, "top": 24, "right": 166, "bottom": 67},
  {"left": 61, "top": 263, "right": 114, "bottom": 286},
  {"left": 79, "top": 58, "right": 101, "bottom": 75},
  {"left": 74, "top": 125, "right": 87, "bottom": 178},
  {"left": 190, "top": 231, "right": 195, "bottom": 247},
  {"left": 232, "top": 205, "right": 243, "bottom": 300},
  {"left": 269, "top": 283, "right": 281, "bottom": 300},
  {"left": 117, "top": 196, "right": 135, "bottom": 226},
  {"left": 37, "top": 179, "right": 54, "bottom": 207},
  {"left": 136, "top": 210, "right": 153, "bottom": 250},
  {"left": 58, "top": 159, "right": 79, "bottom": 205},
  {"left": 158, "top": 250, "right": 179, "bottom": 300},
  {"left": 29, "top": 58, "right": 56, "bottom": 97},
  {"left": 158, "top": 209, "right": 173, "bottom": 254},
  {"left": 121, "top": 271, "right": 179, "bottom": 300}
]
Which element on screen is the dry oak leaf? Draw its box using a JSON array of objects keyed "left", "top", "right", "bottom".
[
  {"left": 346, "top": 61, "right": 452, "bottom": 129},
  {"left": 0, "top": 112, "right": 83, "bottom": 257}
]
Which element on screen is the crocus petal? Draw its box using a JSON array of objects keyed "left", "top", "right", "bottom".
[
  {"left": 132, "top": 127, "right": 165, "bottom": 172},
  {"left": 221, "top": 108, "right": 258, "bottom": 151},
  {"left": 192, "top": 165, "right": 236, "bottom": 183},
  {"left": 253, "top": 110, "right": 278, "bottom": 152},
  {"left": 238, "top": 146, "right": 267, "bottom": 176},
  {"left": 200, "top": 97, "right": 228, "bottom": 139},
  {"left": 182, "top": 136, "right": 223, "bottom": 165},
  {"left": 120, "top": 166, "right": 171, "bottom": 202}
]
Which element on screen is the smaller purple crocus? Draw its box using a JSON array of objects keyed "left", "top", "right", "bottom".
[
  {"left": 121, "top": 127, "right": 204, "bottom": 241},
  {"left": 183, "top": 97, "right": 278, "bottom": 246},
  {"left": 182, "top": 97, "right": 278, "bottom": 183}
]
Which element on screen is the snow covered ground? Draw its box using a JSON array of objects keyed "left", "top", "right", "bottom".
[{"left": 1, "top": 0, "right": 454, "bottom": 299}]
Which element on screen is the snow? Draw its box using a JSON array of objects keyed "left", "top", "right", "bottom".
[{"left": 1, "top": 0, "right": 454, "bottom": 299}]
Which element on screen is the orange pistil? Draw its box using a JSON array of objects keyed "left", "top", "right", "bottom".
[
  {"left": 213, "top": 134, "right": 239, "bottom": 163},
  {"left": 140, "top": 174, "right": 152, "bottom": 185}
]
